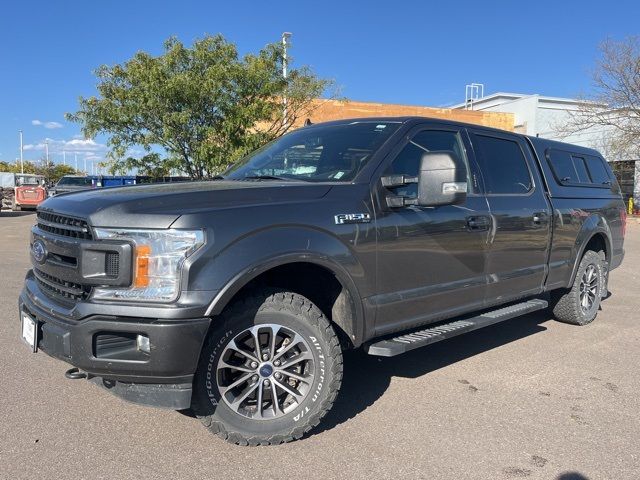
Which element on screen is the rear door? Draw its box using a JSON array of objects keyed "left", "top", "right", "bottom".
[{"left": 468, "top": 130, "right": 551, "bottom": 303}]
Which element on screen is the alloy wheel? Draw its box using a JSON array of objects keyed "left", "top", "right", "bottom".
[
  {"left": 216, "top": 324, "right": 315, "bottom": 420},
  {"left": 579, "top": 264, "right": 599, "bottom": 313}
]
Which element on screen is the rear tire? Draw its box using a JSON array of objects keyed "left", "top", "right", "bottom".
[
  {"left": 192, "top": 289, "right": 343, "bottom": 445},
  {"left": 550, "top": 250, "right": 603, "bottom": 325}
]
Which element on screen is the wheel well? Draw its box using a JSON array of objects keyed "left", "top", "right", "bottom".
[
  {"left": 223, "top": 262, "right": 357, "bottom": 349},
  {"left": 584, "top": 233, "right": 608, "bottom": 261}
]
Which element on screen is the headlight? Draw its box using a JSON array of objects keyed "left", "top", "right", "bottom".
[{"left": 92, "top": 228, "right": 205, "bottom": 303}]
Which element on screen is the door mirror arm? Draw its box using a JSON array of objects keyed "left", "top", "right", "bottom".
[{"left": 380, "top": 174, "right": 418, "bottom": 189}]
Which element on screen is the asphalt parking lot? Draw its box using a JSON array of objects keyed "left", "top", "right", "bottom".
[{"left": 1, "top": 212, "right": 639, "bottom": 480}]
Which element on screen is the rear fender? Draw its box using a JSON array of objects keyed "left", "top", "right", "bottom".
[{"left": 567, "top": 213, "right": 612, "bottom": 287}]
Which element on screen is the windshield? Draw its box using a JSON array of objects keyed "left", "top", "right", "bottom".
[
  {"left": 225, "top": 121, "right": 401, "bottom": 182},
  {"left": 16, "top": 175, "right": 41, "bottom": 186},
  {"left": 57, "top": 177, "right": 94, "bottom": 187}
]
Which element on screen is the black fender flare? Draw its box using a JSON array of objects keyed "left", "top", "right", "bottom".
[{"left": 567, "top": 213, "right": 613, "bottom": 287}]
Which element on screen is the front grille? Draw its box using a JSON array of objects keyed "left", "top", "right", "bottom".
[
  {"left": 37, "top": 212, "right": 92, "bottom": 240},
  {"left": 105, "top": 252, "right": 120, "bottom": 277},
  {"left": 34, "top": 268, "right": 91, "bottom": 301}
]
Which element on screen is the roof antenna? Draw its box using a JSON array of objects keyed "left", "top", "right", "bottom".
[{"left": 304, "top": 118, "right": 313, "bottom": 126}]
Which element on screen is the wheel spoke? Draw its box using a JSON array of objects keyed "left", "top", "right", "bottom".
[
  {"left": 230, "top": 382, "right": 259, "bottom": 410},
  {"left": 273, "top": 334, "right": 305, "bottom": 361},
  {"left": 270, "top": 381, "right": 283, "bottom": 416},
  {"left": 268, "top": 325, "right": 281, "bottom": 359},
  {"left": 273, "top": 378, "right": 304, "bottom": 401},
  {"left": 255, "top": 380, "right": 264, "bottom": 419},
  {"left": 227, "top": 339, "right": 259, "bottom": 364},
  {"left": 283, "top": 350, "right": 313, "bottom": 367},
  {"left": 279, "top": 369, "right": 312, "bottom": 383},
  {"left": 219, "top": 372, "right": 253, "bottom": 395},
  {"left": 218, "top": 359, "right": 254, "bottom": 373},
  {"left": 250, "top": 326, "right": 263, "bottom": 360}
]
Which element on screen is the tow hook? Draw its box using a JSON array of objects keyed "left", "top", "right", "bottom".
[{"left": 64, "top": 367, "right": 87, "bottom": 380}]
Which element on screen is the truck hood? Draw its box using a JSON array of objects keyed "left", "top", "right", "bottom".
[{"left": 38, "top": 180, "right": 333, "bottom": 228}]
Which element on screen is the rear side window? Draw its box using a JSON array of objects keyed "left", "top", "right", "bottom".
[
  {"left": 547, "top": 149, "right": 611, "bottom": 186},
  {"left": 472, "top": 134, "right": 532, "bottom": 194},
  {"left": 571, "top": 156, "right": 591, "bottom": 183},
  {"left": 585, "top": 155, "right": 611, "bottom": 185}
]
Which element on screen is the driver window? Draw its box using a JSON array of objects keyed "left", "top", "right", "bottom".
[{"left": 385, "top": 130, "right": 472, "bottom": 197}]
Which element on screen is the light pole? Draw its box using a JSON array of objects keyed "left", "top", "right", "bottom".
[
  {"left": 45, "top": 140, "right": 49, "bottom": 166},
  {"left": 18, "top": 130, "right": 24, "bottom": 174},
  {"left": 282, "top": 32, "right": 292, "bottom": 128},
  {"left": 63, "top": 150, "right": 66, "bottom": 166},
  {"left": 75, "top": 153, "right": 78, "bottom": 172}
]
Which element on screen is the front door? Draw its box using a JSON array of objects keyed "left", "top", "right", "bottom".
[{"left": 373, "top": 126, "right": 491, "bottom": 336}]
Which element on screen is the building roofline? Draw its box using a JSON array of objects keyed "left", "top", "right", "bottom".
[{"left": 449, "top": 92, "right": 589, "bottom": 109}]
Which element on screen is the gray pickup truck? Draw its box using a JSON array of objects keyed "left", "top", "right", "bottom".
[{"left": 19, "top": 117, "right": 626, "bottom": 445}]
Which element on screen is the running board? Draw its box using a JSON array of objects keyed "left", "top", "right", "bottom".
[{"left": 367, "top": 299, "right": 548, "bottom": 357}]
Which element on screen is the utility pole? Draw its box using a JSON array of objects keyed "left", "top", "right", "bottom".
[
  {"left": 45, "top": 140, "right": 49, "bottom": 166},
  {"left": 282, "top": 32, "right": 292, "bottom": 128},
  {"left": 18, "top": 130, "right": 24, "bottom": 174}
]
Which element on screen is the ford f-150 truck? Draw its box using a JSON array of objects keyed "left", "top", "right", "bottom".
[{"left": 19, "top": 117, "right": 626, "bottom": 445}]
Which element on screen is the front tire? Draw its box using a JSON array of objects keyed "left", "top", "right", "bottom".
[
  {"left": 192, "top": 290, "right": 343, "bottom": 445},
  {"left": 550, "top": 250, "right": 604, "bottom": 325}
]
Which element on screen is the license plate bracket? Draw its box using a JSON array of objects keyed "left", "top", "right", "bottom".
[{"left": 21, "top": 311, "right": 38, "bottom": 353}]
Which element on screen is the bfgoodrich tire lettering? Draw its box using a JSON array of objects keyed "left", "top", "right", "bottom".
[
  {"left": 550, "top": 250, "right": 604, "bottom": 326},
  {"left": 192, "top": 289, "right": 343, "bottom": 445}
]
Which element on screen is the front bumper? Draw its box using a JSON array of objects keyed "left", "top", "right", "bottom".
[{"left": 19, "top": 272, "right": 212, "bottom": 409}]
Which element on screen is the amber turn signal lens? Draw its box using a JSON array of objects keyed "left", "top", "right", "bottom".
[{"left": 134, "top": 245, "right": 151, "bottom": 288}]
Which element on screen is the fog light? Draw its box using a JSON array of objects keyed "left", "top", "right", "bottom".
[{"left": 136, "top": 334, "right": 150, "bottom": 353}]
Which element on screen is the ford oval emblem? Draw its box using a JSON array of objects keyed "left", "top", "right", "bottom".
[{"left": 32, "top": 240, "right": 47, "bottom": 264}]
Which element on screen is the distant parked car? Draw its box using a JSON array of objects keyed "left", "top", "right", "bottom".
[{"left": 50, "top": 176, "right": 99, "bottom": 196}]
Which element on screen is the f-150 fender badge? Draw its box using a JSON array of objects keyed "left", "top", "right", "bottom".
[{"left": 334, "top": 213, "right": 371, "bottom": 225}]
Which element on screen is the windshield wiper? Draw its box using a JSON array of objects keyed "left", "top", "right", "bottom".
[{"left": 240, "top": 175, "right": 301, "bottom": 182}]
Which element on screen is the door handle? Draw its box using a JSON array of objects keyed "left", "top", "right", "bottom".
[
  {"left": 466, "top": 216, "right": 491, "bottom": 231},
  {"left": 532, "top": 212, "right": 549, "bottom": 225}
]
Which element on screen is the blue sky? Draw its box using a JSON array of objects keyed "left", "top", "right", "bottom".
[{"left": 1, "top": 0, "right": 638, "bottom": 169}]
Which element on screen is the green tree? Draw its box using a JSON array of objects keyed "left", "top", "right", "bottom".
[
  {"left": 67, "top": 35, "right": 332, "bottom": 179},
  {"left": 38, "top": 164, "right": 78, "bottom": 184},
  {"left": 0, "top": 161, "right": 16, "bottom": 172},
  {"left": 107, "top": 153, "right": 180, "bottom": 180}
]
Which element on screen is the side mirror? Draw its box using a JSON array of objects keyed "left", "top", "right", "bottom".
[
  {"left": 382, "top": 151, "right": 467, "bottom": 208},
  {"left": 416, "top": 151, "right": 467, "bottom": 207}
]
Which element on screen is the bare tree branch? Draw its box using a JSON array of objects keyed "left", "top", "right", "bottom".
[{"left": 555, "top": 36, "right": 640, "bottom": 160}]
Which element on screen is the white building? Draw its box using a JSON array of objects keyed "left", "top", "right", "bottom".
[{"left": 451, "top": 92, "right": 639, "bottom": 206}]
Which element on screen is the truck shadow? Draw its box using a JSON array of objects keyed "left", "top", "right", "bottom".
[
  {"left": 312, "top": 310, "right": 551, "bottom": 436},
  {"left": 0, "top": 210, "right": 36, "bottom": 217}
]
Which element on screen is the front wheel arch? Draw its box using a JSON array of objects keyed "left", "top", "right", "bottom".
[{"left": 205, "top": 256, "right": 365, "bottom": 348}]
